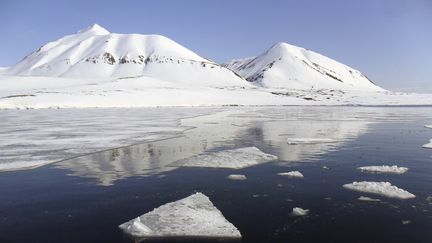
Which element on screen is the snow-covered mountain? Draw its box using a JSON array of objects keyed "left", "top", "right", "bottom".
[
  {"left": 224, "top": 42, "right": 383, "bottom": 91},
  {"left": 7, "top": 24, "right": 247, "bottom": 87}
]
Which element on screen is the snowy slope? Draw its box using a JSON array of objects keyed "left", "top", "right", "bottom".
[
  {"left": 224, "top": 42, "right": 383, "bottom": 91},
  {"left": 7, "top": 24, "right": 247, "bottom": 87}
]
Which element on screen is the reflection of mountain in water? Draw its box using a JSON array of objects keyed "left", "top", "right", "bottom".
[
  {"left": 260, "top": 119, "right": 370, "bottom": 163},
  {"left": 55, "top": 108, "right": 374, "bottom": 186}
]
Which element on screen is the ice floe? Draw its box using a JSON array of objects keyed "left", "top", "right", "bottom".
[
  {"left": 425, "top": 125, "right": 432, "bottom": 129},
  {"left": 292, "top": 207, "right": 309, "bottom": 216},
  {"left": 286, "top": 138, "right": 337, "bottom": 145},
  {"left": 227, "top": 174, "right": 247, "bottom": 180},
  {"left": 358, "top": 196, "right": 381, "bottom": 202},
  {"left": 343, "top": 181, "right": 415, "bottom": 199},
  {"left": 277, "top": 171, "right": 304, "bottom": 178},
  {"left": 119, "top": 192, "right": 241, "bottom": 239},
  {"left": 171, "top": 147, "right": 278, "bottom": 169},
  {"left": 358, "top": 165, "right": 408, "bottom": 174},
  {"left": 422, "top": 139, "right": 432, "bottom": 149}
]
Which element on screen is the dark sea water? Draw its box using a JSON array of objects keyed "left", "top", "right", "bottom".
[{"left": 1, "top": 107, "right": 432, "bottom": 243}]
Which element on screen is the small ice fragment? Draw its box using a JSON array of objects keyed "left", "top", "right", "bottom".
[
  {"left": 324, "top": 197, "right": 332, "bottom": 201},
  {"left": 426, "top": 195, "right": 432, "bottom": 202},
  {"left": 322, "top": 166, "right": 329, "bottom": 170},
  {"left": 343, "top": 181, "right": 415, "bottom": 199},
  {"left": 277, "top": 171, "right": 304, "bottom": 178},
  {"left": 401, "top": 220, "right": 411, "bottom": 225},
  {"left": 227, "top": 174, "right": 247, "bottom": 180},
  {"left": 119, "top": 192, "right": 241, "bottom": 239},
  {"left": 358, "top": 165, "right": 408, "bottom": 174},
  {"left": 425, "top": 125, "right": 432, "bottom": 129},
  {"left": 422, "top": 139, "right": 432, "bottom": 149},
  {"left": 292, "top": 207, "right": 309, "bottom": 216},
  {"left": 358, "top": 196, "right": 381, "bottom": 202},
  {"left": 286, "top": 138, "right": 336, "bottom": 145},
  {"left": 171, "top": 147, "right": 278, "bottom": 169}
]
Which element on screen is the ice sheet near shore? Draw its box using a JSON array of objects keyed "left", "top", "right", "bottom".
[
  {"left": 171, "top": 147, "right": 278, "bottom": 169},
  {"left": 227, "top": 174, "right": 247, "bottom": 180},
  {"left": 119, "top": 192, "right": 241, "bottom": 239},
  {"left": 422, "top": 139, "right": 432, "bottom": 149},
  {"left": 292, "top": 207, "right": 309, "bottom": 216},
  {"left": 0, "top": 108, "right": 214, "bottom": 172},
  {"left": 286, "top": 138, "right": 337, "bottom": 145},
  {"left": 358, "top": 165, "right": 408, "bottom": 174},
  {"left": 277, "top": 171, "right": 304, "bottom": 178},
  {"left": 343, "top": 181, "right": 415, "bottom": 199}
]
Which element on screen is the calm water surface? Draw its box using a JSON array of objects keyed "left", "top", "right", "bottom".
[{"left": 1, "top": 107, "right": 432, "bottom": 242}]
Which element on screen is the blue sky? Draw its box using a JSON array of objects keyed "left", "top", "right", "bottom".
[{"left": 0, "top": 0, "right": 431, "bottom": 91}]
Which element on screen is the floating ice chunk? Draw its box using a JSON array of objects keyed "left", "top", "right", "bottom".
[
  {"left": 401, "top": 220, "right": 411, "bottom": 225},
  {"left": 425, "top": 125, "right": 432, "bottom": 129},
  {"left": 358, "top": 196, "right": 381, "bottom": 202},
  {"left": 422, "top": 139, "right": 432, "bottom": 149},
  {"left": 358, "top": 165, "right": 408, "bottom": 174},
  {"left": 343, "top": 181, "right": 415, "bottom": 199},
  {"left": 292, "top": 207, "right": 309, "bottom": 216},
  {"left": 277, "top": 171, "right": 304, "bottom": 178},
  {"left": 286, "top": 138, "right": 337, "bottom": 145},
  {"left": 227, "top": 174, "right": 247, "bottom": 180},
  {"left": 171, "top": 147, "right": 278, "bottom": 169},
  {"left": 119, "top": 192, "right": 241, "bottom": 239}
]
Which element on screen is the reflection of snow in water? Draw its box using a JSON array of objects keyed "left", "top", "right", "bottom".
[{"left": 53, "top": 108, "right": 380, "bottom": 185}]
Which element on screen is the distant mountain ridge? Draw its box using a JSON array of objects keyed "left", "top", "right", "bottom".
[
  {"left": 5, "top": 24, "right": 382, "bottom": 91},
  {"left": 223, "top": 42, "right": 382, "bottom": 91},
  {"left": 7, "top": 24, "right": 247, "bottom": 87}
]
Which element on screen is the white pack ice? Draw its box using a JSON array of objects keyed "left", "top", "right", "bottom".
[
  {"left": 343, "top": 181, "right": 415, "bottom": 199},
  {"left": 171, "top": 147, "right": 278, "bottom": 169},
  {"left": 119, "top": 192, "right": 241, "bottom": 239},
  {"left": 358, "top": 165, "right": 408, "bottom": 174}
]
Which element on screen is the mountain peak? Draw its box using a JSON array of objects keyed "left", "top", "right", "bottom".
[{"left": 77, "top": 24, "right": 110, "bottom": 35}]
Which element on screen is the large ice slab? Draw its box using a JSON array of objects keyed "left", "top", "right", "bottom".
[
  {"left": 171, "top": 147, "right": 278, "bottom": 169},
  {"left": 423, "top": 139, "right": 432, "bottom": 149},
  {"left": 358, "top": 165, "right": 408, "bottom": 174},
  {"left": 119, "top": 192, "right": 241, "bottom": 239},
  {"left": 343, "top": 181, "right": 415, "bottom": 199},
  {"left": 286, "top": 138, "right": 337, "bottom": 145}
]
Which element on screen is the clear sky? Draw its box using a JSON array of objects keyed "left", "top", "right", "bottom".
[{"left": 0, "top": 0, "right": 431, "bottom": 91}]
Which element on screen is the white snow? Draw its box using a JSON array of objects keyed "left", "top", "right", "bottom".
[
  {"left": 224, "top": 42, "right": 383, "bottom": 91},
  {"left": 343, "top": 181, "right": 415, "bottom": 199},
  {"left": 1, "top": 25, "right": 432, "bottom": 109},
  {"left": 171, "top": 147, "right": 278, "bottom": 169},
  {"left": 422, "top": 139, "right": 432, "bottom": 149},
  {"left": 277, "top": 171, "right": 304, "bottom": 178},
  {"left": 358, "top": 165, "right": 408, "bottom": 174},
  {"left": 119, "top": 192, "right": 241, "bottom": 239},
  {"left": 292, "top": 207, "right": 310, "bottom": 216},
  {"left": 358, "top": 196, "right": 381, "bottom": 202},
  {"left": 286, "top": 138, "right": 337, "bottom": 145},
  {"left": 227, "top": 174, "right": 247, "bottom": 180}
]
